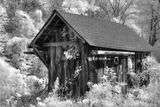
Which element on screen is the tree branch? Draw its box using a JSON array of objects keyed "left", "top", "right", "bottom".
[
  {"left": 153, "top": 18, "right": 160, "bottom": 28},
  {"left": 121, "top": 12, "right": 138, "bottom": 23},
  {"left": 99, "top": 3, "right": 110, "bottom": 19},
  {"left": 156, "top": 26, "right": 160, "bottom": 32},
  {"left": 120, "top": 1, "right": 132, "bottom": 21},
  {"left": 108, "top": 0, "right": 115, "bottom": 15},
  {"left": 116, "top": 0, "right": 121, "bottom": 16}
]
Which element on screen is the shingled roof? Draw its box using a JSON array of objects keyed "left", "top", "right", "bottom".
[{"left": 30, "top": 10, "right": 153, "bottom": 52}]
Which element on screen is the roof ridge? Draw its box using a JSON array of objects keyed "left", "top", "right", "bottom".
[{"left": 56, "top": 9, "right": 126, "bottom": 26}]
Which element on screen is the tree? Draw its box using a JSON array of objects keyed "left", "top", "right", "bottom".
[
  {"left": 89, "top": 0, "right": 137, "bottom": 24},
  {"left": 137, "top": 0, "right": 160, "bottom": 46},
  {"left": 149, "top": 0, "right": 160, "bottom": 46},
  {"left": 39, "top": 0, "right": 64, "bottom": 20},
  {"left": 62, "top": 0, "right": 92, "bottom": 15}
]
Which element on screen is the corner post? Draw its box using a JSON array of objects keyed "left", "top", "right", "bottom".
[{"left": 48, "top": 46, "right": 56, "bottom": 92}]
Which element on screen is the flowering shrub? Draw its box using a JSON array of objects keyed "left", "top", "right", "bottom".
[
  {"left": 0, "top": 58, "right": 27, "bottom": 106},
  {"left": 144, "top": 56, "right": 160, "bottom": 106},
  {"left": 25, "top": 76, "right": 46, "bottom": 94},
  {"left": 4, "top": 37, "right": 29, "bottom": 69},
  {"left": 63, "top": 45, "right": 79, "bottom": 60},
  {"left": 38, "top": 57, "right": 160, "bottom": 107},
  {"left": 0, "top": 56, "right": 47, "bottom": 107},
  {"left": 27, "top": 56, "right": 48, "bottom": 78}
]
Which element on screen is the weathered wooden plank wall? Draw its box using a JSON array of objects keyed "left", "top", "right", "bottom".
[{"left": 45, "top": 25, "right": 146, "bottom": 96}]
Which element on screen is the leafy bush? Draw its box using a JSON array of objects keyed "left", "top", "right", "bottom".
[
  {"left": 26, "top": 54, "right": 48, "bottom": 79},
  {"left": 0, "top": 57, "right": 47, "bottom": 106},
  {"left": 37, "top": 76, "right": 120, "bottom": 107},
  {"left": 25, "top": 76, "right": 46, "bottom": 94},
  {"left": 5, "top": 8, "right": 39, "bottom": 38},
  {"left": 144, "top": 56, "right": 160, "bottom": 106},
  {"left": 15, "top": 10, "right": 38, "bottom": 38},
  {"left": 0, "top": 4, "right": 8, "bottom": 32},
  {"left": 0, "top": 58, "right": 27, "bottom": 106},
  {"left": 38, "top": 57, "right": 160, "bottom": 107},
  {"left": 4, "top": 37, "right": 28, "bottom": 69},
  {"left": 29, "top": 9, "right": 44, "bottom": 30},
  {"left": 122, "top": 56, "right": 160, "bottom": 107},
  {"left": 4, "top": 37, "right": 47, "bottom": 74}
]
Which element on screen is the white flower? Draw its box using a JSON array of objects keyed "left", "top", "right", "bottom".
[
  {"left": 36, "top": 97, "right": 41, "bottom": 101},
  {"left": 82, "top": 99, "right": 89, "bottom": 104},
  {"left": 16, "top": 93, "right": 21, "bottom": 97},
  {"left": 38, "top": 102, "right": 46, "bottom": 107},
  {"left": 114, "top": 85, "right": 121, "bottom": 94}
]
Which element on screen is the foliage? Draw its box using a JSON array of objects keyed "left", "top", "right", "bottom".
[
  {"left": 0, "top": 58, "right": 27, "bottom": 106},
  {"left": 62, "top": 0, "right": 99, "bottom": 15},
  {"left": 38, "top": 71, "right": 154, "bottom": 107},
  {"left": 0, "top": 4, "right": 8, "bottom": 33},
  {"left": 37, "top": 56, "right": 160, "bottom": 107},
  {"left": 27, "top": 56, "right": 48, "bottom": 79},
  {"left": 97, "top": 0, "right": 137, "bottom": 24},
  {"left": 4, "top": 0, "right": 44, "bottom": 38},
  {"left": 144, "top": 56, "right": 160, "bottom": 106},
  {"left": 0, "top": 57, "right": 47, "bottom": 107},
  {"left": 136, "top": 0, "right": 160, "bottom": 45},
  {"left": 15, "top": 10, "right": 38, "bottom": 38},
  {"left": 4, "top": 37, "right": 28, "bottom": 69},
  {"left": 1, "top": 0, "right": 160, "bottom": 107},
  {"left": 29, "top": 9, "right": 44, "bottom": 30},
  {"left": 0, "top": 4, "right": 9, "bottom": 55}
]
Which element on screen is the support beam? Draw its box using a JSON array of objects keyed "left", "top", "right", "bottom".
[
  {"left": 24, "top": 51, "right": 34, "bottom": 54},
  {"left": 43, "top": 41, "right": 76, "bottom": 47},
  {"left": 92, "top": 50, "right": 135, "bottom": 55},
  {"left": 80, "top": 42, "right": 86, "bottom": 95}
]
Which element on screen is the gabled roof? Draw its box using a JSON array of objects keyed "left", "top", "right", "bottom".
[{"left": 29, "top": 9, "right": 153, "bottom": 52}]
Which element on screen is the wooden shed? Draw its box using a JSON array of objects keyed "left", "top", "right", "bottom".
[{"left": 28, "top": 10, "right": 153, "bottom": 96}]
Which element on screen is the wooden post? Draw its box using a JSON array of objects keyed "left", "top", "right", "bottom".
[
  {"left": 80, "top": 42, "right": 86, "bottom": 95},
  {"left": 48, "top": 46, "right": 56, "bottom": 92},
  {"left": 124, "top": 57, "right": 128, "bottom": 94},
  {"left": 76, "top": 60, "right": 80, "bottom": 96},
  {"left": 140, "top": 52, "right": 143, "bottom": 73},
  {"left": 85, "top": 47, "right": 89, "bottom": 90}
]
